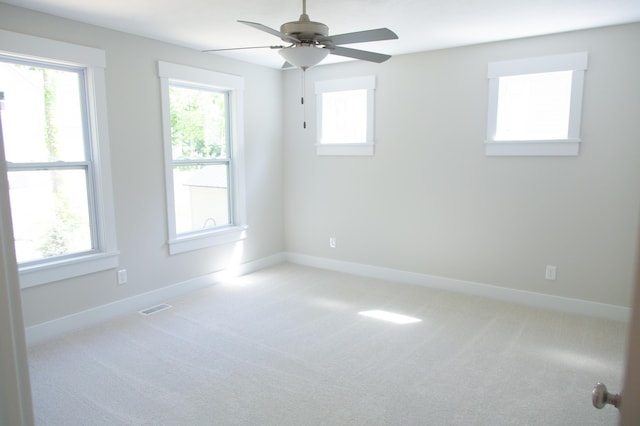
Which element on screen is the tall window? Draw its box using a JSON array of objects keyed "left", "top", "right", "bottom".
[
  {"left": 1, "top": 61, "right": 93, "bottom": 262},
  {"left": 0, "top": 30, "right": 118, "bottom": 288},
  {"left": 315, "top": 75, "right": 375, "bottom": 156},
  {"left": 158, "top": 62, "right": 246, "bottom": 255},
  {"left": 486, "top": 52, "right": 588, "bottom": 156}
]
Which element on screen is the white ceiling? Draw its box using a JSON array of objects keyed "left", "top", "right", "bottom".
[{"left": 3, "top": 0, "right": 640, "bottom": 69}]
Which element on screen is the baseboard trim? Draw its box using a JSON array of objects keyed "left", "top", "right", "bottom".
[
  {"left": 25, "top": 253, "right": 285, "bottom": 346},
  {"left": 26, "top": 250, "right": 629, "bottom": 346},
  {"left": 284, "top": 252, "right": 631, "bottom": 323}
]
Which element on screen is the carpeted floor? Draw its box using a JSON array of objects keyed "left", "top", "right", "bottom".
[{"left": 28, "top": 263, "right": 627, "bottom": 425}]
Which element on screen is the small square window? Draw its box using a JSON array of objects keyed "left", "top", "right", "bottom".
[
  {"left": 320, "top": 89, "right": 368, "bottom": 144},
  {"left": 486, "top": 52, "right": 588, "bottom": 156},
  {"left": 315, "top": 76, "right": 375, "bottom": 156},
  {"left": 495, "top": 71, "right": 573, "bottom": 141}
]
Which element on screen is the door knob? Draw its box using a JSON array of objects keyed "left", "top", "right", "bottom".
[{"left": 592, "top": 382, "right": 621, "bottom": 409}]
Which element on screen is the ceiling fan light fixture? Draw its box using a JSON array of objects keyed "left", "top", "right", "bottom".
[{"left": 279, "top": 45, "right": 329, "bottom": 70}]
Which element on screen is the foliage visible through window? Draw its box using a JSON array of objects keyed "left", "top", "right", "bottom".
[
  {"left": 0, "top": 60, "right": 94, "bottom": 264},
  {"left": 169, "top": 84, "right": 231, "bottom": 235},
  {"left": 159, "top": 61, "right": 246, "bottom": 255}
]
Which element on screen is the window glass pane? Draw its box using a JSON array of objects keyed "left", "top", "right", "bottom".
[
  {"left": 8, "top": 169, "right": 92, "bottom": 263},
  {"left": 0, "top": 61, "right": 86, "bottom": 162},
  {"left": 321, "top": 89, "right": 367, "bottom": 144},
  {"left": 495, "top": 70, "right": 572, "bottom": 141},
  {"left": 169, "top": 85, "right": 227, "bottom": 160},
  {"left": 173, "top": 164, "right": 230, "bottom": 234}
]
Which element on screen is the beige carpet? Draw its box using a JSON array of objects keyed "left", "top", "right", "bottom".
[{"left": 28, "top": 263, "right": 627, "bottom": 425}]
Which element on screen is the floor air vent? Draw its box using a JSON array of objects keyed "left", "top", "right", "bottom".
[{"left": 139, "top": 303, "right": 172, "bottom": 316}]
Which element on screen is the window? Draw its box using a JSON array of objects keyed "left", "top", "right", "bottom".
[
  {"left": 315, "top": 75, "right": 375, "bottom": 156},
  {"left": 158, "top": 62, "right": 246, "bottom": 255},
  {"left": 0, "top": 30, "right": 118, "bottom": 288},
  {"left": 486, "top": 52, "right": 588, "bottom": 156}
]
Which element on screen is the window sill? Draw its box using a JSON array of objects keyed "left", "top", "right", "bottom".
[
  {"left": 485, "top": 139, "right": 581, "bottom": 156},
  {"left": 168, "top": 225, "right": 248, "bottom": 255},
  {"left": 19, "top": 251, "right": 120, "bottom": 289},
  {"left": 316, "top": 143, "right": 374, "bottom": 156}
]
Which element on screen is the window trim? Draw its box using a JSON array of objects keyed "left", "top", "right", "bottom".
[
  {"left": 0, "top": 30, "right": 119, "bottom": 288},
  {"left": 158, "top": 61, "right": 247, "bottom": 255},
  {"left": 485, "top": 52, "right": 588, "bottom": 156},
  {"left": 315, "top": 75, "right": 375, "bottom": 156}
]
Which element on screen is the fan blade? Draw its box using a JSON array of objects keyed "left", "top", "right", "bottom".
[
  {"left": 203, "top": 45, "right": 284, "bottom": 52},
  {"left": 330, "top": 46, "right": 391, "bottom": 63},
  {"left": 281, "top": 61, "right": 295, "bottom": 69},
  {"left": 238, "top": 20, "right": 300, "bottom": 44},
  {"left": 321, "top": 28, "right": 398, "bottom": 46}
]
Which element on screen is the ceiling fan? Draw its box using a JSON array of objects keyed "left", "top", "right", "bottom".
[{"left": 205, "top": 0, "right": 399, "bottom": 70}]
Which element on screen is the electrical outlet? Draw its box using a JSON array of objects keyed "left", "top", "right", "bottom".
[
  {"left": 329, "top": 237, "right": 336, "bottom": 248},
  {"left": 117, "top": 269, "right": 128, "bottom": 285},
  {"left": 545, "top": 265, "right": 557, "bottom": 281}
]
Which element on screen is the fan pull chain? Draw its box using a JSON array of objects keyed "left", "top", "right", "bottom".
[{"left": 301, "top": 69, "right": 307, "bottom": 129}]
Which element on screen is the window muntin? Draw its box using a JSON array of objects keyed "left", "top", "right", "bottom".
[
  {"left": 315, "top": 76, "right": 375, "bottom": 156},
  {"left": 486, "top": 52, "right": 588, "bottom": 156},
  {"left": 0, "top": 29, "right": 118, "bottom": 288},
  {"left": 158, "top": 61, "right": 246, "bottom": 255}
]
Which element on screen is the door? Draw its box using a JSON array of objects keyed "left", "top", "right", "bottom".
[
  {"left": 0, "top": 92, "right": 34, "bottom": 424},
  {"left": 619, "top": 224, "right": 640, "bottom": 424}
]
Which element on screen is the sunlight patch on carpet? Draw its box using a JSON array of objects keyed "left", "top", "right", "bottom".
[{"left": 358, "top": 310, "right": 422, "bottom": 324}]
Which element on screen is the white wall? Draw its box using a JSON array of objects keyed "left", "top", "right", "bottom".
[
  {"left": 1, "top": 2, "right": 638, "bottom": 330},
  {"left": 0, "top": 3, "right": 285, "bottom": 327},
  {"left": 283, "top": 23, "right": 640, "bottom": 308}
]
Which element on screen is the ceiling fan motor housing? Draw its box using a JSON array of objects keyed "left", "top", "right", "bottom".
[{"left": 280, "top": 13, "right": 329, "bottom": 43}]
